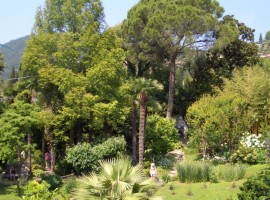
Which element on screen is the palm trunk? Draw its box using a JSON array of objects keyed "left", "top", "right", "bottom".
[
  {"left": 166, "top": 53, "right": 177, "bottom": 119},
  {"left": 138, "top": 93, "right": 146, "bottom": 165},
  {"left": 45, "top": 127, "right": 55, "bottom": 172},
  {"left": 42, "top": 131, "right": 45, "bottom": 155},
  {"left": 16, "top": 147, "right": 23, "bottom": 197},
  {"left": 27, "top": 133, "right": 32, "bottom": 173},
  {"left": 132, "top": 101, "right": 138, "bottom": 165}
]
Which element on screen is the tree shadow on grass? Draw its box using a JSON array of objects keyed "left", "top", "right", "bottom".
[{"left": 0, "top": 184, "right": 19, "bottom": 197}]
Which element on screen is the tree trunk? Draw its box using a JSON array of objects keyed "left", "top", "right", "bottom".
[
  {"left": 166, "top": 53, "right": 177, "bottom": 119},
  {"left": 138, "top": 93, "right": 146, "bottom": 165},
  {"left": 42, "top": 131, "right": 45, "bottom": 155},
  {"left": 45, "top": 127, "right": 55, "bottom": 172},
  {"left": 27, "top": 133, "right": 32, "bottom": 173},
  {"left": 88, "top": 129, "right": 92, "bottom": 143},
  {"left": 132, "top": 101, "right": 138, "bottom": 165},
  {"left": 103, "top": 120, "right": 109, "bottom": 139},
  {"left": 69, "top": 127, "right": 74, "bottom": 146},
  {"left": 77, "top": 122, "right": 82, "bottom": 143},
  {"left": 50, "top": 131, "right": 55, "bottom": 172},
  {"left": 16, "top": 147, "right": 23, "bottom": 197}
]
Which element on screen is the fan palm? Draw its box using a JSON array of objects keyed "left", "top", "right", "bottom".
[{"left": 72, "top": 157, "right": 162, "bottom": 200}]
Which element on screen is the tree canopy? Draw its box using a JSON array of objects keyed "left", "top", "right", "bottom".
[{"left": 121, "top": 0, "right": 241, "bottom": 118}]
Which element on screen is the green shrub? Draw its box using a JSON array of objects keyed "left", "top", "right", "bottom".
[
  {"left": 145, "top": 114, "right": 179, "bottom": 160},
  {"left": 62, "top": 177, "right": 76, "bottom": 194},
  {"left": 210, "top": 172, "right": 219, "bottom": 183},
  {"left": 157, "top": 156, "right": 176, "bottom": 169},
  {"left": 55, "top": 159, "right": 73, "bottom": 176},
  {"left": 161, "top": 173, "right": 171, "bottom": 183},
  {"left": 41, "top": 173, "right": 62, "bottom": 190},
  {"left": 23, "top": 180, "right": 51, "bottom": 200},
  {"left": 238, "top": 170, "right": 270, "bottom": 200},
  {"left": 176, "top": 161, "right": 212, "bottom": 183},
  {"left": 222, "top": 164, "right": 246, "bottom": 181},
  {"left": 32, "top": 163, "right": 44, "bottom": 178},
  {"left": 223, "top": 165, "right": 235, "bottom": 182},
  {"left": 234, "top": 164, "right": 247, "bottom": 180},
  {"left": 231, "top": 144, "right": 259, "bottom": 164},
  {"left": 65, "top": 136, "right": 126, "bottom": 173},
  {"left": 57, "top": 177, "right": 77, "bottom": 199},
  {"left": 232, "top": 145, "right": 252, "bottom": 163}
]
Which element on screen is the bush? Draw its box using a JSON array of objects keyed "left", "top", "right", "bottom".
[
  {"left": 55, "top": 159, "right": 73, "bottom": 176},
  {"left": 32, "top": 163, "right": 44, "bottom": 178},
  {"left": 231, "top": 134, "right": 267, "bottom": 164},
  {"left": 231, "top": 144, "right": 261, "bottom": 164},
  {"left": 23, "top": 180, "right": 51, "bottom": 200},
  {"left": 145, "top": 114, "right": 179, "bottom": 161},
  {"left": 157, "top": 156, "right": 176, "bottom": 169},
  {"left": 223, "top": 165, "right": 235, "bottom": 182},
  {"left": 222, "top": 164, "right": 246, "bottom": 181},
  {"left": 62, "top": 177, "right": 76, "bottom": 194},
  {"left": 65, "top": 136, "right": 126, "bottom": 173},
  {"left": 176, "top": 161, "right": 212, "bottom": 183},
  {"left": 55, "top": 177, "right": 77, "bottom": 199},
  {"left": 41, "top": 173, "right": 62, "bottom": 190},
  {"left": 238, "top": 170, "right": 270, "bottom": 200},
  {"left": 234, "top": 164, "right": 247, "bottom": 180},
  {"left": 161, "top": 173, "right": 171, "bottom": 183}
]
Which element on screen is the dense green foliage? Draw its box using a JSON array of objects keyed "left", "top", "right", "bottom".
[
  {"left": 41, "top": 173, "right": 63, "bottom": 190},
  {"left": 22, "top": 180, "right": 52, "bottom": 200},
  {"left": 121, "top": 0, "right": 231, "bottom": 118},
  {"left": 238, "top": 170, "right": 270, "bottom": 200},
  {"left": 145, "top": 114, "right": 178, "bottom": 160},
  {"left": 0, "top": 4, "right": 268, "bottom": 200},
  {"left": 265, "top": 31, "right": 270, "bottom": 40},
  {"left": 186, "top": 60, "right": 270, "bottom": 159},
  {"left": 65, "top": 136, "right": 126, "bottom": 173},
  {"left": 72, "top": 157, "right": 160, "bottom": 200},
  {"left": 0, "top": 100, "right": 41, "bottom": 162}
]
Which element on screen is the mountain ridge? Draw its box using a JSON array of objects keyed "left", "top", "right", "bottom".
[{"left": 0, "top": 35, "right": 29, "bottom": 79}]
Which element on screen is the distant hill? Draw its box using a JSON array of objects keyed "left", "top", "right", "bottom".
[{"left": 0, "top": 35, "right": 29, "bottom": 79}]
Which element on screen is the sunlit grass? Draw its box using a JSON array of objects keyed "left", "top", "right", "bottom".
[{"left": 156, "top": 180, "right": 245, "bottom": 200}]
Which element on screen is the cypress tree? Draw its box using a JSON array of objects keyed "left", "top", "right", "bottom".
[{"left": 259, "top": 33, "right": 263, "bottom": 43}]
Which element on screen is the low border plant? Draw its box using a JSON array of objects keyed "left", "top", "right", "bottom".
[
  {"left": 176, "top": 161, "right": 212, "bottom": 183},
  {"left": 222, "top": 164, "right": 246, "bottom": 181}
]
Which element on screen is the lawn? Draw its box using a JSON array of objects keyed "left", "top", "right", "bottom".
[
  {"left": 0, "top": 185, "right": 21, "bottom": 200},
  {"left": 156, "top": 180, "right": 245, "bottom": 200},
  {"left": 155, "top": 163, "right": 269, "bottom": 200}
]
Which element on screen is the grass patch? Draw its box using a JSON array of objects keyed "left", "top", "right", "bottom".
[
  {"left": 155, "top": 163, "right": 268, "bottom": 199},
  {"left": 0, "top": 185, "right": 21, "bottom": 200},
  {"left": 244, "top": 164, "right": 269, "bottom": 178},
  {"left": 155, "top": 180, "right": 245, "bottom": 200},
  {"left": 183, "top": 148, "right": 199, "bottom": 162}
]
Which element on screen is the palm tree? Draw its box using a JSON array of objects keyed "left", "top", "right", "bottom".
[
  {"left": 72, "top": 157, "right": 162, "bottom": 200},
  {"left": 123, "top": 78, "right": 163, "bottom": 166},
  {"left": 133, "top": 78, "right": 163, "bottom": 166}
]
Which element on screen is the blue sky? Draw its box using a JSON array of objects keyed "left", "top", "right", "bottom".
[{"left": 0, "top": 0, "right": 269, "bottom": 44}]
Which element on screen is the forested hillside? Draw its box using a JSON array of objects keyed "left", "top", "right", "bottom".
[{"left": 0, "top": 35, "right": 29, "bottom": 79}]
